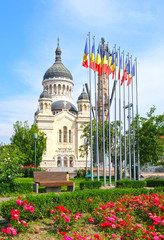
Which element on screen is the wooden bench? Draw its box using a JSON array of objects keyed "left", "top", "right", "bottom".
[{"left": 33, "top": 172, "right": 75, "bottom": 193}]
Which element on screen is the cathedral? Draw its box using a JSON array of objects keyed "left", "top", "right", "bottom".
[{"left": 34, "top": 41, "right": 90, "bottom": 170}]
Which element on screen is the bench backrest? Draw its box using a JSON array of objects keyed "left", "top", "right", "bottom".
[{"left": 33, "top": 172, "right": 67, "bottom": 182}]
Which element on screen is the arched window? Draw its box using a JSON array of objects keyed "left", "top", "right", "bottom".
[
  {"left": 80, "top": 105, "right": 82, "bottom": 111},
  {"left": 69, "top": 130, "right": 71, "bottom": 143},
  {"left": 63, "top": 157, "right": 67, "bottom": 167},
  {"left": 59, "top": 130, "right": 62, "bottom": 143},
  {"left": 63, "top": 126, "right": 67, "bottom": 143},
  {"left": 57, "top": 157, "right": 61, "bottom": 167},
  {"left": 84, "top": 104, "right": 87, "bottom": 111},
  {"left": 69, "top": 157, "right": 73, "bottom": 167}
]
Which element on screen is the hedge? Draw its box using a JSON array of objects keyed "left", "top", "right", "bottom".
[
  {"left": 0, "top": 183, "right": 33, "bottom": 195},
  {"left": 79, "top": 181, "right": 102, "bottom": 190},
  {"left": 1, "top": 188, "right": 150, "bottom": 221},
  {"left": 116, "top": 179, "right": 147, "bottom": 188},
  {"left": 145, "top": 179, "right": 164, "bottom": 187}
]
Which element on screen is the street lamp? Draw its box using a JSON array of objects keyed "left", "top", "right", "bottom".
[{"left": 34, "top": 133, "right": 37, "bottom": 169}]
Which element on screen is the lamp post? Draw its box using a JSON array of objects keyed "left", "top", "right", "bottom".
[{"left": 34, "top": 133, "right": 37, "bottom": 169}]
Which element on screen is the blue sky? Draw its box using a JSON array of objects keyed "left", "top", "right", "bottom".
[{"left": 0, "top": 0, "right": 164, "bottom": 144}]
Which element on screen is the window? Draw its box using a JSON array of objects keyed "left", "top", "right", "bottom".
[
  {"left": 63, "top": 126, "right": 67, "bottom": 143},
  {"left": 59, "top": 130, "right": 62, "bottom": 143},
  {"left": 57, "top": 157, "right": 61, "bottom": 167},
  {"left": 69, "top": 130, "right": 71, "bottom": 143}
]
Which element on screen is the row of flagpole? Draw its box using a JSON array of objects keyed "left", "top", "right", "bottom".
[{"left": 82, "top": 33, "right": 140, "bottom": 186}]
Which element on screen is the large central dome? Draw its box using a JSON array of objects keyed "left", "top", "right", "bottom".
[{"left": 43, "top": 41, "right": 73, "bottom": 81}]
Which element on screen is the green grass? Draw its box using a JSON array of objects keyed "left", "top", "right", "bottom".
[{"left": 15, "top": 178, "right": 34, "bottom": 184}]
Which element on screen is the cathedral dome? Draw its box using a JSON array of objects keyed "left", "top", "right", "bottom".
[
  {"left": 78, "top": 86, "right": 89, "bottom": 100},
  {"left": 43, "top": 40, "right": 73, "bottom": 81},
  {"left": 40, "top": 89, "right": 51, "bottom": 99},
  {"left": 51, "top": 100, "right": 77, "bottom": 113}
]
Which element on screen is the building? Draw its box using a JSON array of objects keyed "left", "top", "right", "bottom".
[{"left": 34, "top": 41, "right": 90, "bottom": 171}]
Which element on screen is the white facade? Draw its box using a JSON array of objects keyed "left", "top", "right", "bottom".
[{"left": 34, "top": 42, "right": 90, "bottom": 170}]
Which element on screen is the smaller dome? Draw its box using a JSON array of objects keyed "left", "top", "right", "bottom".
[
  {"left": 78, "top": 86, "right": 89, "bottom": 100},
  {"left": 34, "top": 109, "right": 39, "bottom": 116},
  {"left": 51, "top": 100, "right": 77, "bottom": 113},
  {"left": 40, "top": 89, "right": 51, "bottom": 99}
]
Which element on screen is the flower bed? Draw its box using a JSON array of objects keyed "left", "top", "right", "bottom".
[{"left": 1, "top": 191, "right": 164, "bottom": 239}]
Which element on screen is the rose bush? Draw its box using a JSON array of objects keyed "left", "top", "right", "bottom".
[{"left": 1, "top": 193, "right": 164, "bottom": 239}]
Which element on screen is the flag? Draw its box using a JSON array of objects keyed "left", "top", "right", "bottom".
[
  {"left": 108, "top": 56, "right": 112, "bottom": 75},
  {"left": 102, "top": 49, "right": 107, "bottom": 74},
  {"left": 121, "top": 58, "right": 127, "bottom": 86},
  {"left": 96, "top": 44, "right": 102, "bottom": 75},
  {"left": 115, "top": 52, "right": 118, "bottom": 66},
  {"left": 90, "top": 44, "right": 95, "bottom": 71},
  {"left": 127, "top": 61, "right": 132, "bottom": 86},
  {"left": 120, "top": 55, "right": 123, "bottom": 69},
  {"left": 82, "top": 40, "right": 89, "bottom": 68},
  {"left": 132, "top": 63, "right": 135, "bottom": 77},
  {"left": 111, "top": 50, "right": 115, "bottom": 79}
]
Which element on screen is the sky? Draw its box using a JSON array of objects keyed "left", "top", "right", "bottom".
[{"left": 0, "top": 0, "right": 164, "bottom": 144}]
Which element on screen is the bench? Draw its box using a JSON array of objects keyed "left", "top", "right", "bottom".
[{"left": 33, "top": 172, "right": 75, "bottom": 193}]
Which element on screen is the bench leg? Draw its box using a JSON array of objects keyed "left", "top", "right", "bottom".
[
  {"left": 33, "top": 183, "right": 39, "bottom": 194},
  {"left": 67, "top": 183, "right": 75, "bottom": 191},
  {"left": 46, "top": 187, "right": 61, "bottom": 193}
]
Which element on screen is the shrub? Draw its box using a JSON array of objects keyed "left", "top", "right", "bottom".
[
  {"left": 116, "top": 179, "right": 146, "bottom": 188},
  {"left": 20, "top": 165, "right": 44, "bottom": 178},
  {"left": 145, "top": 178, "right": 164, "bottom": 187},
  {"left": 75, "top": 168, "right": 91, "bottom": 178},
  {"left": 1, "top": 188, "right": 150, "bottom": 221},
  {"left": 79, "top": 181, "right": 102, "bottom": 190},
  {"left": 0, "top": 183, "right": 33, "bottom": 195}
]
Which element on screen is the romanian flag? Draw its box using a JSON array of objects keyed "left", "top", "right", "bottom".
[
  {"left": 132, "top": 63, "right": 135, "bottom": 77},
  {"left": 96, "top": 44, "right": 102, "bottom": 75},
  {"left": 115, "top": 52, "right": 118, "bottom": 66},
  {"left": 102, "top": 49, "right": 108, "bottom": 74},
  {"left": 111, "top": 50, "right": 115, "bottom": 79},
  {"left": 108, "top": 56, "right": 112, "bottom": 75},
  {"left": 127, "top": 61, "right": 133, "bottom": 86},
  {"left": 90, "top": 44, "right": 95, "bottom": 71},
  {"left": 82, "top": 40, "right": 89, "bottom": 68},
  {"left": 121, "top": 58, "right": 127, "bottom": 86}
]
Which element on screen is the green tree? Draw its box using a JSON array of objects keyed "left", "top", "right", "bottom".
[
  {"left": 136, "top": 106, "right": 164, "bottom": 166},
  {"left": 0, "top": 144, "right": 25, "bottom": 184},
  {"left": 79, "top": 120, "right": 122, "bottom": 164},
  {"left": 10, "top": 121, "right": 46, "bottom": 166}
]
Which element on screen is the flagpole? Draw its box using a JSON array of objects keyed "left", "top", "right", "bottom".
[
  {"left": 93, "top": 36, "right": 99, "bottom": 181},
  {"left": 122, "top": 51, "right": 127, "bottom": 179},
  {"left": 131, "top": 55, "right": 136, "bottom": 180},
  {"left": 118, "top": 47, "right": 122, "bottom": 180},
  {"left": 135, "top": 57, "right": 140, "bottom": 180},
  {"left": 114, "top": 44, "right": 117, "bottom": 185},
  {"left": 107, "top": 44, "right": 111, "bottom": 186},
  {"left": 127, "top": 53, "right": 131, "bottom": 180},
  {"left": 101, "top": 38, "right": 106, "bottom": 187},
  {"left": 88, "top": 32, "right": 93, "bottom": 181}
]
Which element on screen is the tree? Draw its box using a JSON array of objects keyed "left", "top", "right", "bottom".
[
  {"left": 10, "top": 121, "right": 46, "bottom": 166},
  {"left": 136, "top": 106, "right": 164, "bottom": 166},
  {"left": 79, "top": 106, "right": 164, "bottom": 168},
  {"left": 0, "top": 144, "right": 25, "bottom": 184},
  {"left": 79, "top": 120, "right": 122, "bottom": 164}
]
